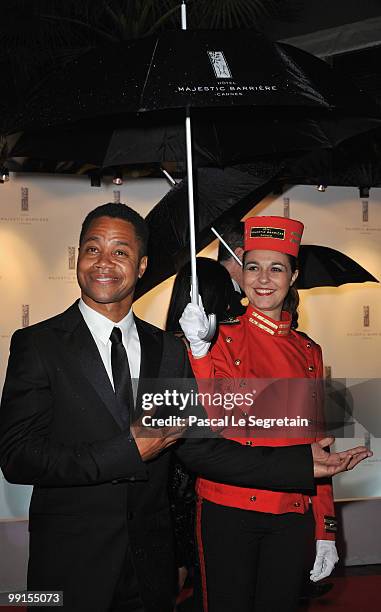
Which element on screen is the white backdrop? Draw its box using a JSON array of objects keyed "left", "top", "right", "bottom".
[{"left": 0, "top": 173, "right": 380, "bottom": 587}]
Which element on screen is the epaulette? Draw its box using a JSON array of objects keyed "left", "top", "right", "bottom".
[
  {"left": 219, "top": 316, "right": 241, "bottom": 326},
  {"left": 294, "top": 329, "right": 317, "bottom": 345}
]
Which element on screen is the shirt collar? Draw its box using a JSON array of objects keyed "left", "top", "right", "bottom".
[
  {"left": 231, "top": 278, "right": 242, "bottom": 294},
  {"left": 78, "top": 298, "right": 134, "bottom": 345},
  {"left": 246, "top": 306, "right": 292, "bottom": 337}
]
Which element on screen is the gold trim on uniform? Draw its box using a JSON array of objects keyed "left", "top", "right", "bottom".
[
  {"left": 249, "top": 318, "right": 276, "bottom": 335},
  {"left": 251, "top": 311, "right": 278, "bottom": 329},
  {"left": 248, "top": 310, "right": 292, "bottom": 336}
]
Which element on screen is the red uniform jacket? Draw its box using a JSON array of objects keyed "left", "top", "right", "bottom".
[{"left": 190, "top": 307, "right": 336, "bottom": 541}]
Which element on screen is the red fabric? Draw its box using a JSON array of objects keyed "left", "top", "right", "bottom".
[
  {"left": 190, "top": 307, "right": 335, "bottom": 541},
  {"left": 195, "top": 498, "right": 208, "bottom": 612},
  {"left": 244, "top": 215, "right": 304, "bottom": 256}
]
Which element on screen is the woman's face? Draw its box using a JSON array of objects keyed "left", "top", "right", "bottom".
[{"left": 243, "top": 249, "right": 298, "bottom": 320}]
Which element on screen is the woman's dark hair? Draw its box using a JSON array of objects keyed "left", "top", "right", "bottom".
[
  {"left": 282, "top": 255, "right": 300, "bottom": 329},
  {"left": 166, "top": 257, "right": 241, "bottom": 333}
]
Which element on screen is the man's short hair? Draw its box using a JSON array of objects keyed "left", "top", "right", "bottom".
[
  {"left": 79, "top": 203, "right": 149, "bottom": 257},
  {"left": 217, "top": 222, "right": 244, "bottom": 263}
]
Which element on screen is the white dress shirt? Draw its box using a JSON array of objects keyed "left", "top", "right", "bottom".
[
  {"left": 231, "top": 277, "right": 242, "bottom": 294},
  {"left": 78, "top": 299, "right": 141, "bottom": 397}
]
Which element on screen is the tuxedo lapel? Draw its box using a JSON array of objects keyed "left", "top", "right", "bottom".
[
  {"left": 53, "top": 304, "right": 164, "bottom": 427},
  {"left": 55, "top": 303, "right": 125, "bottom": 430}
]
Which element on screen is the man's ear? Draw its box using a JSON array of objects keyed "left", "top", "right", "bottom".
[
  {"left": 234, "top": 247, "right": 244, "bottom": 262},
  {"left": 138, "top": 256, "right": 148, "bottom": 278},
  {"left": 290, "top": 269, "right": 299, "bottom": 286}
]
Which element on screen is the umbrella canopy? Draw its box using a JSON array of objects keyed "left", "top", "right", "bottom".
[
  {"left": 6, "top": 114, "right": 381, "bottom": 173},
  {"left": 1, "top": 29, "right": 378, "bottom": 138},
  {"left": 3, "top": 28, "right": 380, "bottom": 189},
  {"left": 2, "top": 26, "right": 379, "bottom": 310},
  {"left": 297, "top": 245, "right": 379, "bottom": 289},
  {"left": 282, "top": 126, "right": 381, "bottom": 188}
]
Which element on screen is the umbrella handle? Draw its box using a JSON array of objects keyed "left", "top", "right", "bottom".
[{"left": 198, "top": 313, "right": 217, "bottom": 342}]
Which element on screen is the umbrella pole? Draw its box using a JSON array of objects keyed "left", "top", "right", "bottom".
[
  {"left": 211, "top": 226, "right": 243, "bottom": 266},
  {"left": 181, "top": 1, "right": 216, "bottom": 340},
  {"left": 181, "top": 2, "right": 198, "bottom": 305},
  {"left": 185, "top": 109, "right": 199, "bottom": 305},
  {"left": 185, "top": 106, "right": 216, "bottom": 341}
]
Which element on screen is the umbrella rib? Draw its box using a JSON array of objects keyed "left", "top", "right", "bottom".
[{"left": 140, "top": 38, "right": 160, "bottom": 110}]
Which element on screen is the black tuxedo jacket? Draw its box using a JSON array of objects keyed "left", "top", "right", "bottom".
[{"left": 0, "top": 302, "right": 315, "bottom": 612}]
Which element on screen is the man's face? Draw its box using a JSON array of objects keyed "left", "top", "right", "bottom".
[{"left": 77, "top": 216, "right": 147, "bottom": 314}]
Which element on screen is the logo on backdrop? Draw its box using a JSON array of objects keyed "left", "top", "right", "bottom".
[
  {"left": 48, "top": 247, "right": 77, "bottom": 283},
  {"left": 347, "top": 304, "right": 381, "bottom": 340},
  {"left": 21, "top": 187, "right": 29, "bottom": 211},
  {"left": 207, "top": 51, "right": 232, "bottom": 79},
  {"left": 345, "top": 199, "right": 380, "bottom": 234},
  {"left": 362, "top": 200, "right": 369, "bottom": 223},
  {"left": 363, "top": 305, "right": 370, "bottom": 328},
  {"left": 283, "top": 197, "right": 290, "bottom": 218},
  {"left": 68, "top": 247, "right": 76, "bottom": 270},
  {"left": 22, "top": 305, "right": 30, "bottom": 328}
]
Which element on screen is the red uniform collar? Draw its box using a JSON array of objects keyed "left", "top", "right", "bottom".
[{"left": 246, "top": 307, "right": 292, "bottom": 336}]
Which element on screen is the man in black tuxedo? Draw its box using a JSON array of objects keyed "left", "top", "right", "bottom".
[
  {"left": 0, "top": 203, "right": 370, "bottom": 612},
  {"left": 217, "top": 222, "right": 244, "bottom": 292}
]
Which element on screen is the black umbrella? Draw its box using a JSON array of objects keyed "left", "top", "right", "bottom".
[
  {"left": 6, "top": 114, "right": 381, "bottom": 173},
  {"left": 134, "top": 17, "right": 377, "bottom": 308},
  {"left": 134, "top": 164, "right": 281, "bottom": 299},
  {"left": 297, "top": 245, "right": 379, "bottom": 289},
  {"left": 2, "top": 13, "right": 379, "bottom": 312},
  {"left": 135, "top": 170, "right": 378, "bottom": 299},
  {"left": 1, "top": 30, "right": 377, "bottom": 137},
  {"left": 282, "top": 126, "right": 381, "bottom": 188}
]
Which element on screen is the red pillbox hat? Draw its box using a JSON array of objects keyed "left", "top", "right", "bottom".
[{"left": 244, "top": 216, "right": 304, "bottom": 257}]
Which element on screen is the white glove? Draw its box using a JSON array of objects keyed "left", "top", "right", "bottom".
[
  {"left": 179, "top": 303, "right": 211, "bottom": 358},
  {"left": 310, "top": 540, "right": 339, "bottom": 582}
]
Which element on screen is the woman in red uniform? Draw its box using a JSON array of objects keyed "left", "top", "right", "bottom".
[{"left": 180, "top": 216, "right": 339, "bottom": 612}]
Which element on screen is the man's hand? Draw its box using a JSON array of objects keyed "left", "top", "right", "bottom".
[
  {"left": 130, "top": 417, "right": 188, "bottom": 461},
  {"left": 312, "top": 437, "right": 372, "bottom": 478}
]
